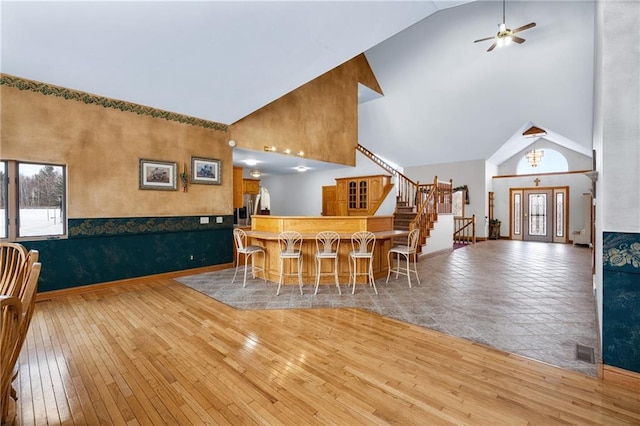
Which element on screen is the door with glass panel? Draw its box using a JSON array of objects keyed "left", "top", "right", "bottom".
[{"left": 510, "top": 187, "right": 568, "bottom": 243}]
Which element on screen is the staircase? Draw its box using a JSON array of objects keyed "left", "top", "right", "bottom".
[{"left": 357, "top": 144, "right": 451, "bottom": 250}]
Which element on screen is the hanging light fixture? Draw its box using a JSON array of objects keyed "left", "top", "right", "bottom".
[
  {"left": 525, "top": 149, "right": 544, "bottom": 167},
  {"left": 523, "top": 125, "right": 546, "bottom": 167}
]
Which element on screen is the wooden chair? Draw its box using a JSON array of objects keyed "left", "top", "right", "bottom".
[
  {"left": 1, "top": 247, "right": 41, "bottom": 425},
  {"left": 386, "top": 228, "right": 421, "bottom": 287},
  {"left": 348, "top": 231, "right": 377, "bottom": 294},
  {"left": 314, "top": 231, "right": 341, "bottom": 295},
  {"left": 1, "top": 243, "right": 29, "bottom": 296}
]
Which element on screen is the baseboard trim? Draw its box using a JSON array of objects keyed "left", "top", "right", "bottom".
[
  {"left": 601, "top": 362, "right": 640, "bottom": 390},
  {"left": 36, "top": 263, "right": 233, "bottom": 301}
]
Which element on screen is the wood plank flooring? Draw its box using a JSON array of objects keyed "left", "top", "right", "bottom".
[{"left": 13, "top": 279, "right": 640, "bottom": 425}]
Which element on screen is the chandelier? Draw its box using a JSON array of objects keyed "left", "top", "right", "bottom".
[{"left": 525, "top": 149, "right": 544, "bottom": 167}]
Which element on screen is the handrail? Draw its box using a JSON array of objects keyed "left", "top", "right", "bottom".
[
  {"left": 409, "top": 176, "right": 438, "bottom": 246},
  {"left": 357, "top": 144, "right": 418, "bottom": 209},
  {"left": 454, "top": 215, "right": 476, "bottom": 245}
]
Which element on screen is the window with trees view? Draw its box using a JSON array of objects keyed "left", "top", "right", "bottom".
[{"left": 0, "top": 160, "right": 66, "bottom": 240}]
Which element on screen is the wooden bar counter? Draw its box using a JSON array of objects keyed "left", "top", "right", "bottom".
[{"left": 246, "top": 215, "right": 407, "bottom": 287}]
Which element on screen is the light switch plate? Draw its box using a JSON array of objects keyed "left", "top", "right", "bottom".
[
  {"left": 216, "top": 216, "right": 223, "bottom": 224},
  {"left": 200, "top": 217, "right": 210, "bottom": 224}
]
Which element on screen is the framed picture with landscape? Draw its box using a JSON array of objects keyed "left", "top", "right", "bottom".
[
  {"left": 191, "top": 156, "right": 221, "bottom": 185},
  {"left": 139, "top": 159, "right": 177, "bottom": 190}
]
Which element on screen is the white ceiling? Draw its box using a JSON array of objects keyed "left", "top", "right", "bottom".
[{"left": 1, "top": 0, "right": 595, "bottom": 175}]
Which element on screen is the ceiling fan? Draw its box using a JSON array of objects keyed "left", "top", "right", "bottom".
[{"left": 474, "top": 0, "right": 536, "bottom": 52}]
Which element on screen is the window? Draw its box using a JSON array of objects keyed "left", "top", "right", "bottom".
[{"left": 1, "top": 160, "right": 66, "bottom": 241}]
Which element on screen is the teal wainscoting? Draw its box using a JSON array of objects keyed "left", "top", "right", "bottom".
[
  {"left": 23, "top": 216, "right": 234, "bottom": 292},
  {"left": 602, "top": 231, "right": 640, "bottom": 374}
]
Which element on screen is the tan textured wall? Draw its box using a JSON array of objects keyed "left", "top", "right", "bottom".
[
  {"left": 230, "top": 54, "right": 380, "bottom": 167},
  {"left": 1, "top": 85, "right": 232, "bottom": 218}
]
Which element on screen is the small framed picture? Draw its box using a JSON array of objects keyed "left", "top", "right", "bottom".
[
  {"left": 191, "top": 156, "right": 221, "bottom": 185},
  {"left": 139, "top": 159, "right": 177, "bottom": 190}
]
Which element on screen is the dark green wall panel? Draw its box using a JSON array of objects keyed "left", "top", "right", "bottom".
[
  {"left": 22, "top": 216, "right": 233, "bottom": 292},
  {"left": 602, "top": 231, "right": 640, "bottom": 374}
]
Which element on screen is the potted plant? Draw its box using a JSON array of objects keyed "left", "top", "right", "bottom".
[{"left": 489, "top": 218, "right": 501, "bottom": 239}]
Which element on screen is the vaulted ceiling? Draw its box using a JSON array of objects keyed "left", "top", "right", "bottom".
[{"left": 1, "top": 1, "right": 595, "bottom": 174}]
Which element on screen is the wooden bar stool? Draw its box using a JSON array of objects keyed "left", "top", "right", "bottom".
[
  {"left": 386, "top": 228, "right": 421, "bottom": 287},
  {"left": 348, "top": 231, "right": 377, "bottom": 294},
  {"left": 232, "top": 228, "right": 266, "bottom": 288},
  {"left": 314, "top": 231, "right": 341, "bottom": 295},
  {"left": 277, "top": 231, "right": 304, "bottom": 296}
]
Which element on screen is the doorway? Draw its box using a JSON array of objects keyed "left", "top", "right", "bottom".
[{"left": 510, "top": 186, "right": 568, "bottom": 243}]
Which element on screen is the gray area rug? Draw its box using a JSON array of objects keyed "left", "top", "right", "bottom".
[{"left": 177, "top": 240, "right": 599, "bottom": 377}]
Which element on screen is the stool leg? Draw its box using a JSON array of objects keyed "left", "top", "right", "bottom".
[
  {"left": 406, "top": 253, "right": 412, "bottom": 288},
  {"left": 314, "top": 256, "right": 320, "bottom": 295},
  {"left": 386, "top": 250, "right": 392, "bottom": 283},
  {"left": 232, "top": 251, "right": 241, "bottom": 284},
  {"left": 297, "top": 256, "right": 304, "bottom": 295},
  {"left": 243, "top": 253, "right": 250, "bottom": 288},
  {"left": 277, "top": 257, "right": 284, "bottom": 295},
  {"left": 334, "top": 257, "right": 341, "bottom": 295},
  {"left": 351, "top": 257, "right": 357, "bottom": 295},
  {"left": 413, "top": 253, "right": 421, "bottom": 285},
  {"left": 369, "top": 257, "right": 378, "bottom": 295}
]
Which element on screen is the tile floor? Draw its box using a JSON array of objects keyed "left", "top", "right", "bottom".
[{"left": 177, "top": 240, "right": 599, "bottom": 376}]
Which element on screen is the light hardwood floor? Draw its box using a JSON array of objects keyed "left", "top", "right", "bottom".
[{"left": 14, "top": 279, "right": 640, "bottom": 425}]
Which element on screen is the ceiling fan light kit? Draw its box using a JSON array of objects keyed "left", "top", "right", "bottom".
[{"left": 474, "top": 0, "right": 536, "bottom": 52}]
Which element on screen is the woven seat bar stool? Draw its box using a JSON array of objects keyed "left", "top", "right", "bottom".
[
  {"left": 232, "top": 228, "right": 266, "bottom": 288},
  {"left": 386, "top": 228, "right": 421, "bottom": 288},
  {"left": 348, "top": 231, "right": 377, "bottom": 295},
  {"left": 277, "top": 231, "right": 304, "bottom": 296},
  {"left": 314, "top": 231, "right": 341, "bottom": 295}
]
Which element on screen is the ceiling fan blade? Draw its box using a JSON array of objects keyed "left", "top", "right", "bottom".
[
  {"left": 487, "top": 42, "right": 497, "bottom": 52},
  {"left": 512, "top": 22, "right": 536, "bottom": 34},
  {"left": 474, "top": 36, "right": 495, "bottom": 43},
  {"left": 512, "top": 35, "right": 526, "bottom": 44}
]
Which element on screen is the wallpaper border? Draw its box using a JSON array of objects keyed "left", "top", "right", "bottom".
[
  {"left": 0, "top": 74, "right": 228, "bottom": 132},
  {"left": 69, "top": 215, "right": 233, "bottom": 238}
]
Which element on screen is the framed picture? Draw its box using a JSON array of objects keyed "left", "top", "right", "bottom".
[
  {"left": 191, "top": 156, "right": 221, "bottom": 185},
  {"left": 139, "top": 159, "right": 177, "bottom": 190}
]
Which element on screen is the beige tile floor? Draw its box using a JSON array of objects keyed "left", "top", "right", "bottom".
[{"left": 177, "top": 240, "right": 599, "bottom": 376}]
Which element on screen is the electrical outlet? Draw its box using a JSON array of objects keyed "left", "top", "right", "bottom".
[
  {"left": 190, "top": 255, "right": 194, "bottom": 260},
  {"left": 216, "top": 216, "right": 223, "bottom": 224},
  {"left": 200, "top": 217, "right": 210, "bottom": 224}
]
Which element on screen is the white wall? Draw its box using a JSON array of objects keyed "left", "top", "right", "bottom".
[
  {"left": 593, "top": 0, "right": 640, "bottom": 341},
  {"left": 260, "top": 150, "right": 396, "bottom": 216},
  {"left": 405, "top": 159, "right": 489, "bottom": 237},
  {"left": 423, "top": 214, "right": 454, "bottom": 255},
  {"left": 492, "top": 173, "right": 593, "bottom": 239}
]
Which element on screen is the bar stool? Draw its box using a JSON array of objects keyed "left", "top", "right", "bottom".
[
  {"left": 314, "top": 231, "right": 341, "bottom": 295},
  {"left": 232, "top": 228, "right": 266, "bottom": 288},
  {"left": 277, "top": 231, "right": 304, "bottom": 296},
  {"left": 348, "top": 231, "right": 377, "bottom": 294},
  {"left": 386, "top": 228, "right": 421, "bottom": 288}
]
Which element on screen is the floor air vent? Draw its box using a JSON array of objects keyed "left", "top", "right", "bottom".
[{"left": 576, "top": 344, "right": 596, "bottom": 364}]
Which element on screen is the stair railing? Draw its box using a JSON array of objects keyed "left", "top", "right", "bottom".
[
  {"left": 454, "top": 215, "right": 476, "bottom": 245},
  {"left": 357, "top": 144, "right": 418, "bottom": 209}
]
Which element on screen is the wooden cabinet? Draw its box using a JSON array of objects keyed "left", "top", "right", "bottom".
[
  {"left": 335, "top": 175, "right": 392, "bottom": 216},
  {"left": 233, "top": 167, "right": 243, "bottom": 209},
  {"left": 243, "top": 179, "right": 260, "bottom": 195}
]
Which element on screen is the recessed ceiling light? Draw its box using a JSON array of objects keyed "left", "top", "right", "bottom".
[
  {"left": 294, "top": 166, "right": 309, "bottom": 172},
  {"left": 243, "top": 159, "right": 259, "bottom": 166},
  {"left": 250, "top": 170, "right": 261, "bottom": 178}
]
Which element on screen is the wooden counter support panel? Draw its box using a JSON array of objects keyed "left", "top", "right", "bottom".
[{"left": 248, "top": 216, "right": 403, "bottom": 287}]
